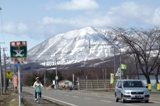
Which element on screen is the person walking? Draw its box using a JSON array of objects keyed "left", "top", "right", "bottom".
[
  {"left": 20, "top": 83, "right": 23, "bottom": 92},
  {"left": 33, "top": 77, "right": 43, "bottom": 101}
]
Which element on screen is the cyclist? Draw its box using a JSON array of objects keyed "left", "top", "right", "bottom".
[{"left": 33, "top": 77, "right": 43, "bottom": 101}]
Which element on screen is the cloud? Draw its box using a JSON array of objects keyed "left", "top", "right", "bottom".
[
  {"left": 45, "top": 0, "right": 99, "bottom": 10},
  {"left": 34, "top": 1, "right": 160, "bottom": 37},
  {"left": 1, "top": 1, "right": 160, "bottom": 40},
  {"left": 106, "top": 1, "right": 160, "bottom": 28},
  {"left": 2, "top": 22, "right": 28, "bottom": 35},
  {"left": 146, "top": 7, "right": 160, "bottom": 26}
]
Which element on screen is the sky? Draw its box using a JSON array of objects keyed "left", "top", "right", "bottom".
[{"left": 0, "top": 0, "right": 160, "bottom": 56}]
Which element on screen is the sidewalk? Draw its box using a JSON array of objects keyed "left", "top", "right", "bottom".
[{"left": 21, "top": 92, "right": 60, "bottom": 106}]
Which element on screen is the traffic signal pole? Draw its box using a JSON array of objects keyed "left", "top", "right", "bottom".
[{"left": 17, "top": 61, "right": 21, "bottom": 106}]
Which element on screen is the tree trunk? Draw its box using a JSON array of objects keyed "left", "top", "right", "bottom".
[
  {"left": 155, "top": 75, "right": 159, "bottom": 84},
  {"left": 145, "top": 75, "right": 151, "bottom": 84}
]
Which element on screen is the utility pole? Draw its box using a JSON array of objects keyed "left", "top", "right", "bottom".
[
  {"left": 0, "top": 45, "right": 2, "bottom": 95},
  {"left": 55, "top": 58, "right": 58, "bottom": 88},
  {"left": 114, "top": 47, "right": 116, "bottom": 75},
  {"left": 72, "top": 74, "right": 74, "bottom": 88},
  {"left": 120, "top": 48, "right": 122, "bottom": 79},
  {"left": 3, "top": 48, "right": 7, "bottom": 94},
  {"left": 105, "top": 68, "right": 107, "bottom": 89},
  {"left": 0, "top": 42, "right": 4, "bottom": 95},
  {"left": 44, "top": 60, "right": 46, "bottom": 89}
]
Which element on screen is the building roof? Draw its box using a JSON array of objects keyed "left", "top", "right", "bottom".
[{"left": 58, "top": 80, "right": 72, "bottom": 83}]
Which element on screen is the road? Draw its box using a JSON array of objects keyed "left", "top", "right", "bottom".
[{"left": 23, "top": 87, "right": 160, "bottom": 106}]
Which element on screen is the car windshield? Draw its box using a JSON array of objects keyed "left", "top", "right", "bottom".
[{"left": 123, "top": 81, "right": 144, "bottom": 87}]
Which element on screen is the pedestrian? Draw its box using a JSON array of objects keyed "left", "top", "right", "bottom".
[
  {"left": 69, "top": 85, "right": 73, "bottom": 91},
  {"left": 33, "top": 77, "right": 43, "bottom": 101},
  {"left": 20, "top": 83, "right": 23, "bottom": 92}
]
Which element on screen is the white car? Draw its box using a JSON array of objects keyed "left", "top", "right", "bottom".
[{"left": 115, "top": 79, "right": 150, "bottom": 103}]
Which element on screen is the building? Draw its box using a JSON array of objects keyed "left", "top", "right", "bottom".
[{"left": 58, "top": 80, "right": 72, "bottom": 87}]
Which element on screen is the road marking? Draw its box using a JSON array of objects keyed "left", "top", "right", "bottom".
[
  {"left": 43, "top": 95, "right": 78, "bottom": 106},
  {"left": 73, "top": 96, "right": 79, "bottom": 98},
  {"left": 125, "top": 104, "right": 139, "bottom": 106},
  {"left": 100, "top": 100, "right": 112, "bottom": 103},
  {"left": 84, "top": 97, "right": 91, "bottom": 100}
]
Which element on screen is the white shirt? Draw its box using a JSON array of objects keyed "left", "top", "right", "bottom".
[{"left": 33, "top": 81, "right": 43, "bottom": 92}]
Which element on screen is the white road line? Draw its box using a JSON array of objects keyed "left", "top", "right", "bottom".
[
  {"left": 152, "top": 101, "right": 160, "bottom": 104},
  {"left": 125, "top": 104, "right": 139, "bottom": 106},
  {"left": 73, "top": 96, "right": 79, "bottom": 98},
  {"left": 84, "top": 97, "right": 91, "bottom": 100},
  {"left": 43, "top": 95, "right": 78, "bottom": 106},
  {"left": 100, "top": 100, "right": 112, "bottom": 103}
]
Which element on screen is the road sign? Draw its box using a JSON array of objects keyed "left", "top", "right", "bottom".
[
  {"left": 110, "top": 73, "right": 114, "bottom": 84},
  {"left": 55, "top": 76, "right": 58, "bottom": 80},
  {"left": 115, "top": 67, "right": 123, "bottom": 77},
  {"left": 10, "top": 41, "right": 27, "bottom": 64},
  {"left": 121, "top": 64, "right": 127, "bottom": 70},
  {"left": 6, "top": 70, "right": 12, "bottom": 78},
  {"left": 14, "top": 63, "right": 19, "bottom": 68}
]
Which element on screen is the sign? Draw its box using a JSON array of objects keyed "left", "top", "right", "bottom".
[
  {"left": 53, "top": 80, "right": 55, "bottom": 85},
  {"left": 121, "top": 64, "right": 127, "bottom": 70},
  {"left": 55, "top": 76, "right": 58, "bottom": 80},
  {"left": 110, "top": 73, "right": 114, "bottom": 84},
  {"left": 115, "top": 67, "right": 123, "bottom": 77},
  {"left": 13, "top": 75, "right": 18, "bottom": 87},
  {"left": 14, "top": 63, "right": 18, "bottom": 68},
  {"left": 6, "top": 70, "right": 12, "bottom": 78},
  {"left": 10, "top": 41, "right": 27, "bottom": 64}
]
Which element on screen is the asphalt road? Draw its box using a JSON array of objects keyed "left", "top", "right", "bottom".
[{"left": 23, "top": 87, "right": 160, "bottom": 106}]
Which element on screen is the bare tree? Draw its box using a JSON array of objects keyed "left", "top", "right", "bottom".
[
  {"left": 111, "top": 28, "right": 160, "bottom": 84},
  {"left": 122, "top": 54, "right": 138, "bottom": 79}
]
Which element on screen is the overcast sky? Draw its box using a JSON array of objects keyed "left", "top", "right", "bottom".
[{"left": 0, "top": 0, "right": 160, "bottom": 55}]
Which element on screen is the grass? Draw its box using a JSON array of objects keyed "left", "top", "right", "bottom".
[
  {"left": 0, "top": 92, "right": 23, "bottom": 106},
  {"left": 4, "top": 99, "right": 19, "bottom": 106},
  {"left": 150, "top": 91, "right": 160, "bottom": 94}
]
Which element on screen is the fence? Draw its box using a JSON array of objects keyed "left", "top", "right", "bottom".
[{"left": 78, "top": 78, "right": 116, "bottom": 91}]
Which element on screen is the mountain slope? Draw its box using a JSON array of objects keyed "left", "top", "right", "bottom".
[{"left": 28, "top": 26, "right": 115, "bottom": 65}]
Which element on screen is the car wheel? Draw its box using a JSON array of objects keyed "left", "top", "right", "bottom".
[
  {"left": 121, "top": 94, "right": 125, "bottom": 103},
  {"left": 115, "top": 93, "right": 119, "bottom": 102},
  {"left": 115, "top": 97, "right": 119, "bottom": 102},
  {"left": 145, "top": 100, "right": 149, "bottom": 103}
]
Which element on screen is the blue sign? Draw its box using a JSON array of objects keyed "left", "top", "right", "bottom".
[{"left": 14, "top": 64, "right": 18, "bottom": 68}]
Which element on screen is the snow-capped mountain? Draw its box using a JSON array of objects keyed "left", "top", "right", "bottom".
[{"left": 28, "top": 26, "right": 117, "bottom": 65}]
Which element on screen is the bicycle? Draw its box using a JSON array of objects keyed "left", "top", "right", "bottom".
[{"left": 35, "top": 87, "right": 41, "bottom": 103}]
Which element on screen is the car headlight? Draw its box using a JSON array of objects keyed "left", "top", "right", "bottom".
[
  {"left": 145, "top": 90, "right": 149, "bottom": 95},
  {"left": 124, "top": 91, "right": 130, "bottom": 94}
]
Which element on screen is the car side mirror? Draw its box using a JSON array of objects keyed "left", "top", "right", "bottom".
[{"left": 118, "top": 85, "right": 122, "bottom": 88}]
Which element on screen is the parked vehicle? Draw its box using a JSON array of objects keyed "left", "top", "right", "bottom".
[{"left": 115, "top": 79, "right": 150, "bottom": 103}]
